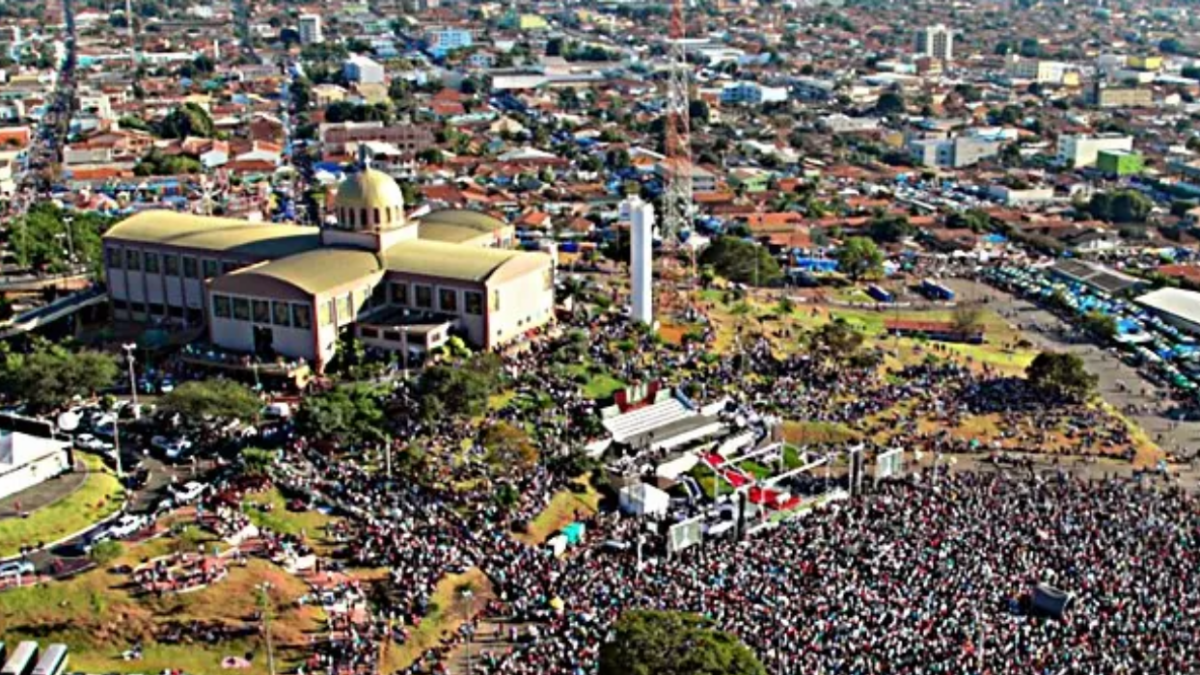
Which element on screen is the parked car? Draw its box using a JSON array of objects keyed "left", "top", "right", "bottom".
[
  {"left": 0, "top": 559, "right": 35, "bottom": 577},
  {"left": 75, "top": 433, "right": 113, "bottom": 453},
  {"left": 159, "top": 377, "right": 176, "bottom": 394},
  {"left": 108, "top": 513, "right": 150, "bottom": 539},
  {"left": 171, "top": 481, "right": 208, "bottom": 504}
]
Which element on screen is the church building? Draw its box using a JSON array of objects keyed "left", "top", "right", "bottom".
[{"left": 101, "top": 165, "right": 555, "bottom": 372}]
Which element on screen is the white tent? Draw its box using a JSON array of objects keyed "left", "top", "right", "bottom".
[{"left": 619, "top": 483, "right": 670, "bottom": 517}]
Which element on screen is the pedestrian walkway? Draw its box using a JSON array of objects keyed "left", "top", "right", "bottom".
[{"left": 0, "top": 459, "right": 88, "bottom": 519}]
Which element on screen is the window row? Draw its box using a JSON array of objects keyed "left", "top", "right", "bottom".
[
  {"left": 386, "top": 281, "right": 487, "bottom": 316},
  {"left": 212, "top": 295, "right": 313, "bottom": 329},
  {"left": 112, "top": 299, "right": 203, "bottom": 322},
  {"left": 107, "top": 247, "right": 238, "bottom": 280}
]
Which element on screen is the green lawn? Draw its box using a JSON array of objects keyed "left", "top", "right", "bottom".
[
  {"left": 243, "top": 486, "right": 337, "bottom": 539},
  {"left": 0, "top": 454, "right": 124, "bottom": 558},
  {"left": 516, "top": 479, "right": 601, "bottom": 546},
  {"left": 583, "top": 373, "right": 626, "bottom": 400}
]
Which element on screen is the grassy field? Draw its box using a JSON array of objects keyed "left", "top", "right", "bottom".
[
  {"left": 583, "top": 373, "right": 626, "bottom": 400},
  {"left": 515, "top": 478, "right": 601, "bottom": 546},
  {"left": 0, "top": 454, "right": 124, "bottom": 558},
  {"left": 782, "top": 421, "right": 862, "bottom": 446},
  {"left": 385, "top": 568, "right": 492, "bottom": 672},
  {"left": 243, "top": 487, "right": 338, "bottom": 540},
  {"left": 0, "top": 534, "right": 321, "bottom": 675}
]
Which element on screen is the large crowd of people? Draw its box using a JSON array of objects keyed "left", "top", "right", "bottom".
[{"left": 137, "top": 285, "right": 1197, "bottom": 675}]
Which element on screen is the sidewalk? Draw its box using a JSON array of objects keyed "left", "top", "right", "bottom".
[{"left": 0, "top": 459, "right": 89, "bottom": 519}]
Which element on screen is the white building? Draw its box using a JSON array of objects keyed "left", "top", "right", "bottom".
[
  {"left": 719, "top": 81, "right": 788, "bottom": 106},
  {"left": 623, "top": 197, "right": 654, "bottom": 326},
  {"left": 1057, "top": 134, "right": 1134, "bottom": 168},
  {"left": 299, "top": 14, "right": 324, "bottom": 45},
  {"left": 819, "top": 114, "right": 881, "bottom": 134},
  {"left": 915, "top": 24, "right": 953, "bottom": 62},
  {"left": 1005, "top": 54, "right": 1075, "bottom": 85},
  {"left": 0, "top": 430, "right": 70, "bottom": 501},
  {"left": 344, "top": 54, "right": 385, "bottom": 85}
]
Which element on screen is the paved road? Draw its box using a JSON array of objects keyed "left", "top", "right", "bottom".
[
  {"left": 6, "top": 453, "right": 189, "bottom": 574},
  {"left": 948, "top": 278, "right": 1200, "bottom": 463}
]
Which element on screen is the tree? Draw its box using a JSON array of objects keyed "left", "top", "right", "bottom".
[
  {"left": 952, "top": 305, "right": 984, "bottom": 334},
  {"left": 89, "top": 540, "right": 123, "bottom": 566},
  {"left": 947, "top": 209, "right": 992, "bottom": 233},
  {"left": 867, "top": 214, "right": 914, "bottom": 243},
  {"left": 158, "top": 102, "right": 215, "bottom": 139},
  {"left": 1112, "top": 191, "right": 1153, "bottom": 224},
  {"left": 481, "top": 421, "right": 538, "bottom": 469},
  {"left": 1160, "top": 38, "right": 1182, "bottom": 55},
  {"left": 295, "top": 384, "right": 386, "bottom": 447},
  {"left": 241, "top": 447, "right": 275, "bottom": 476},
  {"left": 417, "top": 354, "right": 502, "bottom": 421},
  {"left": 835, "top": 237, "right": 884, "bottom": 281},
  {"left": 698, "top": 237, "right": 783, "bottom": 286},
  {"left": 808, "top": 319, "right": 864, "bottom": 360},
  {"left": 1081, "top": 311, "right": 1118, "bottom": 340},
  {"left": 874, "top": 91, "right": 905, "bottom": 116},
  {"left": 1088, "top": 190, "right": 1152, "bottom": 223},
  {"left": 0, "top": 339, "right": 118, "bottom": 413},
  {"left": 1026, "top": 351, "right": 1097, "bottom": 403},
  {"left": 159, "top": 379, "right": 261, "bottom": 424},
  {"left": 599, "top": 610, "right": 766, "bottom": 675}
]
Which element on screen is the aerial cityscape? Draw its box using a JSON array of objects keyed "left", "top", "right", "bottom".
[{"left": 1, "top": 0, "right": 1200, "bottom": 673}]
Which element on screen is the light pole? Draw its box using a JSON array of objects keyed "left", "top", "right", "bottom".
[
  {"left": 123, "top": 343, "right": 138, "bottom": 410},
  {"left": 258, "top": 582, "right": 277, "bottom": 675}
]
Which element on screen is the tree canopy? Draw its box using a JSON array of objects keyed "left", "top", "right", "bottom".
[
  {"left": 10, "top": 202, "right": 113, "bottom": 275},
  {"left": 158, "top": 102, "right": 216, "bottom": 139},
  {"left": 159, "top": 379, "right": 261, "bottom": 425},
  {"left": 0, "top": 339, "right": 118, "bottom": 413},
  {"left": 1026, "top": 351, "right": 1097, "bottom": 403},
  {"left": 481, "top": 421, "right": 539, "bottom": 470},
  {"left": 808, "top": 319, "right": 865, "bottom": 360},
  {"left": 698, "top": 237, "right": 783, "bottom": 286},
  {"left": 296, "top": 384, "right": 386, "bottom": 448},
  {"left": 599, "top": 610, "right": 767, "bottom": 675},
  {"left": 1086, "top": 190, "right": 1153, "bottom": 224},
  {"left": 867, "top": 213, "right": 914, "bottom": 243},
  {"left": 417, "top": 354, "right": 503, "bottom": 421},
  {"left": 835, "top": 237, "right": 884, "bottom": 281}
]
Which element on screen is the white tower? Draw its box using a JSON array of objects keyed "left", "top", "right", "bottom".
[{"left": 624, "top": 197, "right": 655, "bottom": 326}]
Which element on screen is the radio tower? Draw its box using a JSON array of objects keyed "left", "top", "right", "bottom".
[{"left": 660, "top": 0, "right": 692, "bottom": 243}]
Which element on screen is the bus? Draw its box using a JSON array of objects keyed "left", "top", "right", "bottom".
[
  {"left": 31, "top": 644, "right": 67, "bottom": 675},
  {"left": 866, "top": 284, "right": 894, "bottom": 303},
  {"left": 0, "top": 642, "right": 38, "bottom": 675}
]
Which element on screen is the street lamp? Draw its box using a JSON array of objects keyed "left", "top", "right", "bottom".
[
  {"left": 122, "top": 343, "right": 138, "bottom": 409},
  {"left": 257, "top": 582, "right": 277, "bottom": 675}
]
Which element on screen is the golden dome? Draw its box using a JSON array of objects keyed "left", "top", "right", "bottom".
[{"left": 333, "top": 168, "right": 407, "bottom": 231}]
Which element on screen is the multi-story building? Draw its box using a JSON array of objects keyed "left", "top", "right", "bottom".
[
  {"left": 1057, "top": 133, "right": 1134, "bottom": 168},
  {"left": 908, "top": 136, "right": 1000, "bottom": 169},
  {"left": 319, "top": 121, "right": 436, "bottom": 158},
  {"left": 101, "top": 163, "right": 554, "bottom": 371},
  {"left": 915, "top": 24, "right": 953, "bottom": 62},
  {"left": 1097, "top": 150, "right": 1144, "bottom": 176},
  {"left": 719, "top": 81, "right": 789, "bottom": 106},
  {"left": 343, "top": 55, "right": 385, "bottom": 85},
  {"left": 1005, "top": 54, "right": 1078, "bottom": 85},
  {"left": 425, "top": 27, "right": 474, "bottom": 57},
  {"left": 299, "top": 14, "right": 323, "bottom": 45},
  {"left": 1089, "top": 82, "right": 1153, "bottom": 108}
]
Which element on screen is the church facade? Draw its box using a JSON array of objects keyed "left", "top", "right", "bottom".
[{"left": 101, "top": 167, "right": 555, "bottom": 371}]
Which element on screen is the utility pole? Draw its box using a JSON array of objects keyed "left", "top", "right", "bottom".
[{"left": 259, "top": 582, "right": 277, "bottom": 675}]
